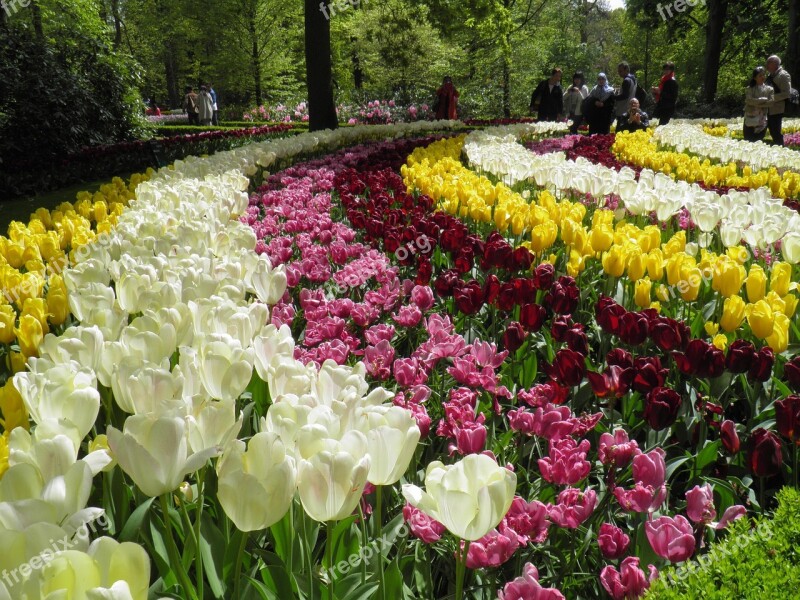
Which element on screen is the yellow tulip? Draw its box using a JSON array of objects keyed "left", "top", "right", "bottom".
[
  {"left": 712, "top": 257, "right": 745, "bottom": 298},
  {"left": 627, "top": 248, "right": 647, "bottom": 282},
  {"left": 746, "top": 300, "right": 774, "bottom": 339},
  {"left": 15, "top": 314, "right": 43, "bottom": 358},
  {"left": 770, "top": 262, "right": 792, "bottom": 297},
  {"left": 720, "top": 295, "right": 746, "bottom": 332},
  {"left": 21, "top": 297, "right": 49, "bottom": 334},
  {"left": 601, "top": 245, "right": 627, "bottom": 278},
  {"left": 590, "top": 224, "right": 614, "bottom": 253},
  {"left": 746, "top": 264, "right": 767, "bottom": 303},
  {"left": 666, "top": 254, "right": 689, "bottom": 287},
  {"left": 646, "top": 249, "right": 665, "bottom": 281},
  {"left": 0, "top": 379, "right": 29, "bottom": 432},
  {"left": 783, "top": 294, "right": 799, "bottom": 318},
  {"left": 712, "top": 334, "right": 728, "bottom": 352},
  {"left": 635, "top": 278, "right": 652, "bottom": 309},
  {"left": 678, "top": 264, "right": 702, "bottom": 301},
  {"left": 704, "top": 322, "right": 719, "bottom": 337},
  {"left": 766, "top": 313, "right": 790, "bottom": 353},
  {"left": 0, "top": 304, "right": 17, "bottom": 344}
]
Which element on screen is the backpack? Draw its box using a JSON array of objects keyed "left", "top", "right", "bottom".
[{"left": 635, "top": 84, "right": 648, "bottom": 105}]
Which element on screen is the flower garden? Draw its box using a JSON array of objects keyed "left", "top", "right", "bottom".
[{"left": 2, "top": 117, "right": 800, "bottom": 599}]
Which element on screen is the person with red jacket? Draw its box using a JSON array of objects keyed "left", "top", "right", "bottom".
[{"left": 435, "top": 76, "right": 459, "bottom": 120}]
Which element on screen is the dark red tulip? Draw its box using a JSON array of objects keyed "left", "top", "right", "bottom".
[
  {"left": 512, "top": 247, "right": 534, "bottom": 271},
  {"left": 533, "top": 263, "right": 555, "bottom": 290},
  {"left": 720, "top": 420, "right": 740, "bottom": 454},
  {"left": 650, "top": 317, "right": 690, "bottom": 352},
  {"left": 454, "top": 249, "right": 474, "bottom": 274},
  {"left": 785, "top": 357, "right": 800, "bottom": 390},
  {"left": 546, "top": 276, "right": 580, "bottom": 315},
  {"left": 596, "top": 297, "right": 625, "bottom": 336},
  {"left": 748, "top": 347, "right": 774, "bottom": 382},
  {"left": 512, "top": 277, "right": 536, "bottom": 305},
  {"left": 484, "top": 274, "right": 501, "bottom": 305},
  {"left": 416, "top": 257, "right": 433, "bottom": 285},
  {"left": 775, "top": 395, "right": 800, "bottom": 445},
  {"left": 482, "top": 232, "right": 513, "bottom": 270},
  {"left": 454, "top": 280, "right": 484, "bottom": 315},
  {"left": 588, "top": 365, "right": 636, "bottom": 399},
  {"left": 725, "top": 340, "right": 756, "bottom": 374},
  {"left": 632, "top": 356, "right": 668, "bottom": 394},
  {"left": 674, "top": 340, "right": 725, "bottom": 379},
  {"left": 519, "top": 303, "right": 547, "bottom": 331},
  {"left": 551, "top": 315, "right": 574, "bottom": 342},
  {"left": 565, "top": 326, "right": 590, "bottom": 356},
  {"left": 434, "top": 269, "right": 460, "bottom": 297},
  {"left": 503, "top": 322, "right": 527, "bottom": 352},
  {"left": 748, "top": 428, "right": 783, "bottom": 477},
  {"left": 548, "top": 349, "right": 587, "bottom": 387},
  {"left": 606, "top": 349, "right": 634, "bottom": 370},
  {"left": 618, "top": 311, "right": 650, "bottom": 346},
  {"left": 643, "top": 387, "right": 683, "bottom": 430},
  {"left": 497, "top": 283, "right": 517, "bottom": 311}
]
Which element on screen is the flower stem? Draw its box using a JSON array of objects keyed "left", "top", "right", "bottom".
[
  {"left": 375, "top": 485, "right": 385, "bottom": 600},
  {"left": 326, "top": 521, "right": 335, "bottom": 600},
  {"left": 233, "top": 529, "right": 248, "bottom": 600},
  {"left": 194, "top": 468, "right": 206, "bottom": 600},
  {"left": 455, "top": 540, "right": 470, "bottom": 600},
  {"left": 159, "top": 494, "right": 198, "bottom": 600}
]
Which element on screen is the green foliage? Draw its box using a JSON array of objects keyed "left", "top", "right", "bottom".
[{"left": 646, "top": 487, "right": 800, "bottom": 599}]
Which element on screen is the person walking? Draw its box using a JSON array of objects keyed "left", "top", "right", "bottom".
[
  {"left": 208, "top": 82, "right": 219, "bottom": 125},
  {"left": 613, "top": 62, "right": 637, "bottom": 129},
  {"left": 434, "top": 76, "right": 459, "bottom": 120},
  {"left": 585, "top": 73, "right": 615, "bottom": 135},
  {"left": 530, "top": 68, "right": 563, "bottom": 122},
  {"left": 766, "top": 55, "right": 792, "bottom": 145},
  {"left": 563, "top": 72, "right": 589, "bottom": 134},
  {"left": 652, "top": 61, "right": 679, "bottom": 125},
  {"left": 197, "top": 85, "right": 214, "bottom": 126},
  {"left": 182, "top": 86, "right": 199, "bottom": 125},
  {"left": 743, "top": 66, "right": 774, "bottom": 142}
]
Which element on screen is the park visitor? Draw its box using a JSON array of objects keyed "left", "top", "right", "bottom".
[
  {"left": 208, "top": 82, "right": 219, "bottom": 125},
  {"left": 182, "top": 86, "right": 199, "bottom": 125},
  {"left": 652, "top": 61, "right": 679, "bottom": 125},
  {"left": 616, "top": 97, "right": 650, "bottom": 132},
  {"left": 563, "top": 71, "right": 589, "bottom": 134},
  {"left": 197, "top": 85, "right": 215, "bottom": 126},
  {"left": 585, "top": 73, "right": 615, "bottom": 135},
  {"left": 743, "top": 66, "right": 774, "bottom": 142},
  {"left": 434, "top": 76, "right": 459, "bottom": 120},
  {"left": 613, "top": 61, "right": 637, "bottom": 129},
  {"left": 530, "top": 68, "right": 563, "bottom": 122},
  {"left": 766, "top": 54, "right": 792, "bottom": 145}
]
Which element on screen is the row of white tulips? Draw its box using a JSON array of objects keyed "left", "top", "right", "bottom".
[
  {"left": 3, "top": 121, "right": 514, "bottom": 599},
  {"left": 462, "top": 127, "right": 800, "bottom": 261},
  {"left": 653, "top": 123, "right": 800, "bottom": 173}
]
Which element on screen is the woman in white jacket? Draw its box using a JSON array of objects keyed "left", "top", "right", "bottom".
[
  {"left": 197, "top": 86, "right": 215, "bottom": 126},
  {"left": 563, "top": 72, "right": 589, "bottom": 134},
  {"left": 743, "top": 66, "right": 774, "bottom": 142}
]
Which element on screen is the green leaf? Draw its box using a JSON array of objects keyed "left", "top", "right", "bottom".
[
  {"left": 118, "top": 496, "right": 155, "bottom": 543},
  {"left": 200, "top": 516, "right": 227, "bottom": 598}
]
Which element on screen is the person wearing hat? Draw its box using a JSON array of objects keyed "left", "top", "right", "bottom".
[
  {"left": 584, "top": 72, "right": 615, "bottom": 135},
  {"left": 563, "top": 72, "right": 589, "bottom": 133}
]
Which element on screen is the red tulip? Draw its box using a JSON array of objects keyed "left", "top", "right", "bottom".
[
  {"left": 588, "top": 365, "right": 636, "bottom": 399},
  {"left": 724, "top": 339, "right": 756, "bottom": 373},
  {"left": 548, "top": 349, "right": 586, "bottom": 387},
  {"left": 533, "top": 263, "right": 555, "bottom": 290},
  {"left": 546, "top": 276, "right": 579, "bottom": 315},
  {"left": 650, "top": 317, "right": 690, "bottom": 352},
  {"left": 674, "top": 339, "right": 724, "bottom": 378},
  {"left": 748, "top": 347, "right": 774, "bottom": 382},
  {"left": 453, "top": 280, "right": 484, "bottom": 315},
  {"left": 748, "top": 428, "right": 783, "bottom": 477},
  {"left": 720, "top": 420, "right": 740, "bottom": 454},
  {"left": 785, "top": 356, "right": 800, "bottom": 390},
  {"left": 775, "top": 395, "right": 800, "bottom": 444},
  {"left": 632, "top": 356, "right": 668, "bottom": 394},
  {"left": 512, "top": 247, "right": 534, "bottom": 271},
  {"left": 643, "top": 387, "right": 682, "bottom": 430},
  {"left": 519, "top": 303, "right": 547, "bottom": 331},
  {"left": 503, "top": 322, "right": 527, "bottom": 352},
  {"left": 596, "top": 297, "right": 625, "bottom": 336},
  {"left": 606, "top": 348, "right": 633, "bottom": 370},
  {"left": 484, "top": 274, "right": 501, "bottom": 305},
  {"left": 618, "top": 311, "right": 650, "bottom": 346}
]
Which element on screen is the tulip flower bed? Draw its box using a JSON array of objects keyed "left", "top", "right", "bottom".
[{"left": 2, "top": 118, "right": 800, "bottom": 600}]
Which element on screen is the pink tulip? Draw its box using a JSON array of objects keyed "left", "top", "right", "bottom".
[
  {"left": 548, "top": 488, "right": 597, "bottom": 529},
  {"left": 508, "top": 405, "right": 575, "bottom": 440},
  {"left": 713, "top": 505, "right": 746, "bottom": 530},
  {"left": 403, "top": 504, "right": 445, "bottom": 544},
  {"left": 363, "top": 340, "right": 395, "bottom": 380},
  {"left": 464, "top": 525, "right": 520, "bottom": 569},
  {"left": 455, "top": 422, "right": 487, "bottom": 455},
  {"left": 392, "top": 304, "right": 423, "bottom": 327},
  {"left": 499, "top": 563, "right": 566, "bottom": 600},
  {"left": 613, "top": 482, "right": 667, "bottom": 513},
  {"left": 645, "top": 515, "right": 696, "bottom": 563},
  {"left": 364, "top": 324, "right": 395, "bottom": 345},
  {"left": 538, "top": 438, "right": 592, "bottom": 485},
  {"left": 597, "top": 523, "right": 630, "bottom": 559},
  {"left": 685, "top": 484, "right": 716, "bottom": 524},
  {"left": 632, "top": 448, "right": 666, "bottom": 489},
  {"left": 598, "top": 429, "right": 641, "bottom": 468},
  {"left": 600, "top": 557, "right": 657, "bottom": 599},
  {"left": 393, "top": 358, "right": 429, "bottom": 387},
  {"left": 410, "top": 285, "right": 435, "bottom": 311},
  {"left": 503, "top": 497, "right": 550, "bottom": 544}
]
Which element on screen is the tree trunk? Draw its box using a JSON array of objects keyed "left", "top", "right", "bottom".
[
  {"left": 305, "top": 0, "right": 338, "bottom": 131},
  {"left": 248, "top": 12, "right": 262, "bottom": 105},
  {"left": 702, "top": 0, "right": 728, "bottom": 103},
  {"left": 788, "top": 0, "right": 800, "bottom": 86},
  {"left": 164, "top": 41, "right": 180, "bottom": 109},
  {"left": 351, "top": 37, "right": 363, "bottom": 91},
  {"left": 502, "top": 56, "right": 511, "bottom": 118},
  {"left": 111, "top": 0, "right": 123, "bottom": 49},
  {"left": 30, "top": 0, "right": 44, "bottom": 39}
]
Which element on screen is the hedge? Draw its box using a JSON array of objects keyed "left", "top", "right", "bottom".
[{"left": 646, "top": 487, "right": 800, "bottom": 599}]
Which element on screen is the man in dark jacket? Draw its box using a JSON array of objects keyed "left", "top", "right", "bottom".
[
  {"left": 616, "top": 98, "right": 650, "bottom": 132},
  {"left": 766, "top": 55, "right": 792, "bottom": 146},
  {"left": 530, "top": 68, "right": 563, "bottom": 121},
  {"left": 613, "top": 62, "right": 637, "bottom": 129},
  {"left": 652, "top": 61, "right": 679, "bottom": 125}
]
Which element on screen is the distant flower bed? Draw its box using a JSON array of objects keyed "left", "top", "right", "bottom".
[
  {"left": 243, "top": 100, "right": 435, "bottom": 125},
  {"left": 146, "top": 113, "right": 190, "bottom": 124}
]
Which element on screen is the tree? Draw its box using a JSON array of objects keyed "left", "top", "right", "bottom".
[{"left": 305, "top": 0, "right": 337, "bottom": 130}]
